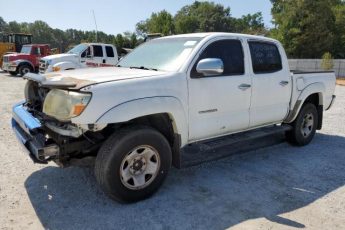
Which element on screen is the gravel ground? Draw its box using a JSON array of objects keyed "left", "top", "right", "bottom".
[{"left": 0, "top": 71, "right": 345, "bottom": 230}]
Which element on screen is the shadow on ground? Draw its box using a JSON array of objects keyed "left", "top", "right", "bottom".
[{"left": 25, "top": 133, "right": 345, "bottom": 229}]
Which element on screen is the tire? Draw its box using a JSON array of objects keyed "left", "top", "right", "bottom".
[
  {"left": 9, "top": 71, "right": 17, "bottom": 76},
  {"left": 286, "top": 103, "right": 318, "bottom": 146},
  {"left": 95, "top": 126, "right": 172, "bottom": 203},
  {"left": 18, "top": 64, "right": 33, "bottom": 77}
]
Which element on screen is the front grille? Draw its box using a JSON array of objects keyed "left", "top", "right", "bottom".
[
  {"left": 3, "top": 56, "right": 9, "bottom": 63},
  {"left": 39, "top": 60, "right": 47, "bottom": 73}
]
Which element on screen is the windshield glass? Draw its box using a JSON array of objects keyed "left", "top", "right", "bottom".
[
  {"left": 20, "top": 46, "right": 32, "bottom": 54},
  {"left": 67, "top": 44, "right": 88, "bottom": 55},
  {"left": 117, "top": 37, "right": 202, "bottom": 72}
]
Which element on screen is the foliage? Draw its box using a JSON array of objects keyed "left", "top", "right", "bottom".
[
  {"left": 2, "top": 0, "right": 345, "bottom": 59},
  {"left": 136, "top": 1, "right": 266, "bottom": 35},
  {"left": 270, "top": 0, "right": 345, "bottom": 58},
  {"left": 0, "top": 17, "right": 141, "bottom": 53},
  {"left": 321, "top": 52, "right": 334, "bottom": 70},
  {"left": 136, "top": 10, "right": 175, "bottom": 36}
]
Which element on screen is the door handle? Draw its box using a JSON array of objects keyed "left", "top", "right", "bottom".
[
  {"left": 238, "top": 84, "right": 251, "bottom": 90},
  {"left": 280, "top": 81, "right": 289, "bottom": 86}
]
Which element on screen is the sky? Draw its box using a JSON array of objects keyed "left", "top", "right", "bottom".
[{"left": 0, "top": 0, "right": 273, "bottom": 35}]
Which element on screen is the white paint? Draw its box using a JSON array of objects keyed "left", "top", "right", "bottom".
[{"left": 37, "top": 33, "right": 335, "bottom": 147}]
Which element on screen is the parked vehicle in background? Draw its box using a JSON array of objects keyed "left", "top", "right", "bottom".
[
  {"left": 12, "top": 33, "right": 336, "bottom": 203},
  {"left": 39, "top": 43, "right": 118, "bottom": 73},
  {"left": 0, "top": 33, "right": 32, "bottom": 67},
  {"left": 2, "top": 44, "right": 52, "bottom": 76}
]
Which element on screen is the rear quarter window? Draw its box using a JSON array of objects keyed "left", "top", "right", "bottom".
[{"left": 249, "top": 41, "right": 282, "bottom": 74}]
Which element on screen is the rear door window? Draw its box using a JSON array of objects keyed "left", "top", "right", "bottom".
[{"left": 249, "top": 41, "right": 282, "bottom": 74}]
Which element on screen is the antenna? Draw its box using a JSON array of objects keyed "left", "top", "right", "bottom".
[{"left": 92, "top": 10, "right": 98, "bottom": 42}]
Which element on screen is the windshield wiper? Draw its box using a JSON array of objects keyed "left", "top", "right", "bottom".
[{"left": 129, "top": 66, "right": 158, "bottom": 71}]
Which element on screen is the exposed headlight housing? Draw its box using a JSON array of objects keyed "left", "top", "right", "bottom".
[{"left": 43, "top": 89, "right": 91, "bottom": 121}]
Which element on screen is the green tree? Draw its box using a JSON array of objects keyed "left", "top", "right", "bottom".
[
  {"left": 333, "top": 2, "right": 345, "bottom": 58},
  {"left": 236, "top": 13, "right": 267, "bottom": 35},
  {"left": 136, "top": 10, "right": 174, "bottom": 35},
  {"left": 321, "top": 52, "right": 334, "bottom": 70},
  {"left": 174, "top": 1, "right": 235, "bottom": 33},
  {"left": 0, "top": 17, "right": 8, "bottom": 32},
  {"left": 7, "top": 21, "right": 22, "bottom": 33},
  {"left": 270, "top": 0, "right": 336, "bottom": 58}
]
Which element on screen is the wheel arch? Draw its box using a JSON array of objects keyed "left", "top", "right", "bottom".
[
  {"left": 95, "top": 97, "right": 188, "bottom": 168},
  {"left": 53, "top": 61, "right": 78, "bottom": 71},
  {"left": 16, "top": 59, "right": 34, "bottom": 71},
  {"left": 285, "top": 83, "right": 325, "bottom": 129}
]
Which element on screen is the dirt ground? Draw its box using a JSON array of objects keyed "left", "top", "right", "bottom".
[
  {"left": 0, "top": 71, "right": 344, "bottom": 230},
  {"left": 336, "top": 78, "right": 345, "bottom": 86}
]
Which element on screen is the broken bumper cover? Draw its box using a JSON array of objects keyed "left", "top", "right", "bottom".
[{"left": 11, "top": 102, "right": 59, "bottom": 163}]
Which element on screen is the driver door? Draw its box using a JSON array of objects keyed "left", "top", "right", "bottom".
[{"left": 188, "top": 39, "right": 252, "bottom": 141}]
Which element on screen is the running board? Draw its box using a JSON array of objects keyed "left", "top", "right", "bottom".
[{"left": 180, "top": 125, "right": 291, "bottom": 168}]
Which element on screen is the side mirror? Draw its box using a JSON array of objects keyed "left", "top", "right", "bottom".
[{"left": 196, "top": 58, "right": 224, "bottom": 76}]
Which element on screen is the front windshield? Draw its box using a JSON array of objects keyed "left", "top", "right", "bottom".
[
  {"left": 117, "top": 37, "right": 202, "bottom": 72},
  {"left": 20, "top": 46, "right": 31, "bottom": 54},
  {"left": 67, "top": 44, "right": 88, "bottom": 55}
]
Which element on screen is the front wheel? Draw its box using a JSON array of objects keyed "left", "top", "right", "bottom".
[
  {"left": 95, "top": 126, "right": 172, "bottom": 203},
  {"left": 286, "top": 103, "right": 318, "bottom": 146},
  {"left": 18, "top": 64, "right": 33, "bottom": 76}
]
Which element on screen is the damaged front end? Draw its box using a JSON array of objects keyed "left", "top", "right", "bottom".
[{"left": 12, "top": 73, "right": 105, "bottom": 167}]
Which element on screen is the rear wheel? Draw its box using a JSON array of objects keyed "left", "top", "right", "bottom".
[
  {"left": 18, "top": 64, "right": 33, "bottom": 76},
  {"left": 9, "top": 71, "right": 17, "bottom": 76},
  {"left": 286, "top": 103, "right": 318, "bottom": 146},
  {"left": 95, "top": 126, "right": 172, "bottom": 203}
]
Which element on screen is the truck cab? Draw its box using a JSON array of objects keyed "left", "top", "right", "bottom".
[
  {"left": 2, "top": 44, "right": 51, "bottom": 76},
  {"left": 39, "top": 43, "right": 118, "bottom": 73}
]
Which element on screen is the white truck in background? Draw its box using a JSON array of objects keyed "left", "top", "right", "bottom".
[
  {"left": 39, "top": 43, "right": 118, "bottom": 73},
  {"left": 12, "top": 33, "right": 336, "bottom": 203}
]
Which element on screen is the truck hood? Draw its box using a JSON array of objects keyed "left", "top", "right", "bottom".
[
  {"left": 4, "top": 53, "right": 31, "bottom": 61},
  {"left": 24, "top": 67, "right": 166, "bottom": 89},
  {"left": 41, "top": 53, "right": 78, "bottom": 64}
]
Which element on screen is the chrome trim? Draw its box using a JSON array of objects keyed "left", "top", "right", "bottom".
[
  {"left": 196, "top": 58, "right": 224, "bottom": 76},
  {"left": 12, "top": 102, "right": 41, "bottom": 134}
]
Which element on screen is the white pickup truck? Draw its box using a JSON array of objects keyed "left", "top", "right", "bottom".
[
  {"left": 12, "top": 33, "right": 336, "bottom": 202},
  {"left": 39, "top": 43, "right": 118, "bottom": 73}
]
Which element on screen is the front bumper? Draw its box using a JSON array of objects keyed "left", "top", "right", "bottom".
[
  {"left": 2, "top": 62, "right": 17, "bottom": 72},
  {"left": 11, "top": 102, "right": 59, "bottom": 163}
]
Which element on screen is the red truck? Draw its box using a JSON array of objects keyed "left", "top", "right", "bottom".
[{"left": 2, "top": 44, "right": 51, "bottom": 76}]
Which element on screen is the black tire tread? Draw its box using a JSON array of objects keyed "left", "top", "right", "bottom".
[
  {"left": 95, "top": 125, "right": 172, "bottom": 203},
  {"left": 286, "top": 103, "right": 318, "bottom": 146}
]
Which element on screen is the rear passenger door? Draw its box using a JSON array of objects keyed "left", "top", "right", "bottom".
[
  {"left": 188, "top": 39, "right": 252, "bottom": 141},
  {"left": 103, "top": 46, "right": 118, "bottom": 66},
  {"left": 248, "top": 41, "right": 291, "bottom": 127}
]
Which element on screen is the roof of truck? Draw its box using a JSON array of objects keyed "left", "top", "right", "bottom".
[{"left": 158, "top": 32, "right": 278, "bottom": 43}]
